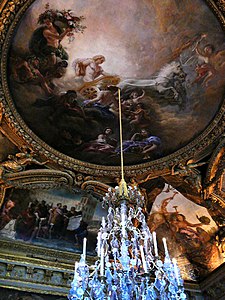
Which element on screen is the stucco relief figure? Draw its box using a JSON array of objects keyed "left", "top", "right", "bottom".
[
  {"left": 0, "top": 152, "right": 49, "bottom": 179},
  {"left": 171, "top": 161, "right": 207, "bottom": 194},
  {"left": 73, "top": 173, "right": 93, "bottom": 190}
]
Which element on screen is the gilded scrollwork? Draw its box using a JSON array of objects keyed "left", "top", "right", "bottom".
[
  {"left": 204, "top": 136, "right": 225, "bottom": 200},
  {"left": 1, "top": 90, "right": 224, "bottom": 178},
  {"left": 217, "top": 0, "right": 225, "bottom": 12},
  {"left": 81, "top": 179, "right": 111, "bottom": 196},
  {"left": 214, "top": 216, "right": 225, "bottom": 257},
  {"left": 0, "top": 0, "right": 27, "bottom": 44}
]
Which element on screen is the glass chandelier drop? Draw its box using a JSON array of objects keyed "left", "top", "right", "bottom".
[{"left": 68, "top": 90, "right": 186, "bottom": 300}]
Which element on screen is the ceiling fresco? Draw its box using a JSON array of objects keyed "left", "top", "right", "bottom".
[{"left": 7, "top": 0, "right": 225, "bottom": 166}]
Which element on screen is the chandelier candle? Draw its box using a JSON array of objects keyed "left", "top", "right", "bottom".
[
  {"left": 97, "top": 232, "right": 101, "bottom": 257},
  {"left": 162, "top": 237, "right": 168, "bottom": 255},
  {"left": 140, "top": 245, "right": 148, "bottom": 273},
  {"left": 100, "top": 246, "right": 104, "bottom": 277},
  {"left": 152, "top": 231, "right": 158, "bottom": 257},
  {"left": 83, "top": 237, "right": 87, "bottom": 263}
]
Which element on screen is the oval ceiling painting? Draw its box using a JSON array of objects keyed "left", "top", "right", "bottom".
[{"left": 8, "top": 0, "right": 225, "bottom": 166}]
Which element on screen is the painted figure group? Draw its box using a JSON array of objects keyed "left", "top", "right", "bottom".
[
  {"left": 10, "top": 6, "right": 225, "bottom": 164},
  {"left": 148, "top": 190, "right": 221, "bottom": 276},
  {"left": 0, "top": 198, "right": 88, "bottom": 246}
]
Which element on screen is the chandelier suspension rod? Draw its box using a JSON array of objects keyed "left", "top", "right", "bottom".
[
  {"left": 118, "top": 88, "right": 124, "bottom": 181},
  {"left": 118, "top": 88, "right": 128, "bottom": 197}
]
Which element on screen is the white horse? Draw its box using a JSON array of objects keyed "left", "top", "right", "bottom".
[{"left": 121, "top": 61, "right": 186, "bottom": 100}]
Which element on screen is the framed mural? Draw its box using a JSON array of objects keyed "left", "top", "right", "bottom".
[
  {"left": 148, "top": 184, "right": 224, "bottom": 280},
  {"left": 0, "top": 186, "right": 106, "bottom": 255},
  {"left": 0, "top": 0, "right": 223, "bottom": 175}
]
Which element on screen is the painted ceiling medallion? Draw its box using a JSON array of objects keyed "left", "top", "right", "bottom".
[{"left": 0, "top": 0, "right": 223, "bottom": 174}]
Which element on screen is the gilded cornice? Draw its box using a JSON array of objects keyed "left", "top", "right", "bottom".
[{"left": 205, "top": 137, "right": 225, "bottom": 200}]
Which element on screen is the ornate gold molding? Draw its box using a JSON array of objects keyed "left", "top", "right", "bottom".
[
  {"left": 205, "top": 136, "right": 225, "bottom": 200},
  {"left": 0, "top": 239, "right": 96, "bottom": 296},
  {"left": 217, "top": 0, "right": 225, "bottom": 12},
  {"left": 200, "top": 263, "right": 225, "bottom": 298},
  {"left": 211, "top": 193, "right": 225, "bottom": 209},
  {"left": 0, "top": 252, "right": 74, "bottom": 296},
  {"left": 0, "top": 168, "right": 75, "bottom": 207}
]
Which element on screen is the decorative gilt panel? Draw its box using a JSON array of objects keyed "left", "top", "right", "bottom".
[{"left": 205, "top": 136, "right": 225, "bottom": 203}]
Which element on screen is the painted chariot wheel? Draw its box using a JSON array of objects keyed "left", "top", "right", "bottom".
[{"left": 79, "top": 85, "right": 100, "bottom": 99}]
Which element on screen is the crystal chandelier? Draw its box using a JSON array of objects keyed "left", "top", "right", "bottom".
[{"left": 68, "top": 90, "right": 186, "bottom": 300}]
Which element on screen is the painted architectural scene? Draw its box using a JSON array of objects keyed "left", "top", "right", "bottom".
[
  {"left": 0, "top": 188, "right": 106, "bottom": 254},
  {"left": 8, "top": 0, "right": 225, "bottom": 165},
  {"left": 148, "top": 184, "right": 224, "bottom": 280}
]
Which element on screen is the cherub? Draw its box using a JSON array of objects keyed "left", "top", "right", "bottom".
[
  {"left": 192, "top": 33, "right": 225, "bottom": 87},
  {"left": 129, "top": 103, "right": 151, "bottom": 129},
  {"left": 127, "top": 89, "right": 145, "bottom": 105}
]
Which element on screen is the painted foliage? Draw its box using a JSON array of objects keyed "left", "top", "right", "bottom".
[
  {"left": 0, "top": 188, "right": 106, "bottom": 254},
  {"left": 148, "top": 184, "right": 224, "bottom": 279},
  {"left": 8, "top": 0, "right": 225, "bottom": 165}
]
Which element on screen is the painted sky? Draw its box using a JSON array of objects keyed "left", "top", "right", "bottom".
[{"left": 13, "top": 0, "right": 225, "bottom": 79}]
